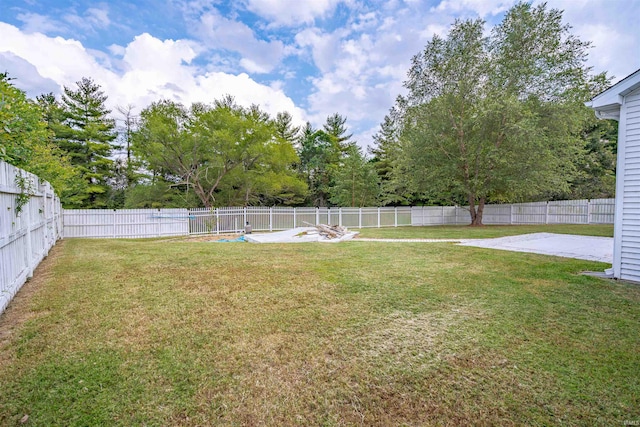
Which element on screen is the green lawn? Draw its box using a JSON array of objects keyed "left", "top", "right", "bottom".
[
  {"left": 356, "top": 224, "right": 614, "bottom": 239},
  {"left": 0, "top": 225, "right": 637, "bottom": 426}
]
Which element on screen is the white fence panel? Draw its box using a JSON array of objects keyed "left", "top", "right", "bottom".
[
  {"left": 272, "top": 207, "right": 296, "bottom": 230},
  {"left": 548, "top": 199, "right": 588, "bottom": 224},
  {"left": 409, "top": 199, "right": 614, "bottom": 226},
  {"left": 294, "top": 207, "right": 318, "bottom": 228},
  {"left": 1, "top": 161, "right": 61, "bottom": 314},
  {"left": 512, "top": 201, "right": 548, "bottom": 224},
  {"left": 63, "top": 209, "right": 189, "bottom": 238},
  {"left": 60, "top": 199, "right": 614, "bottom": 239},
  {"left": 589, "top": 198, "right": 616, "bottom": 224},
  {"left": 482, "top": 204, "right": 511, "bottom": 225}
]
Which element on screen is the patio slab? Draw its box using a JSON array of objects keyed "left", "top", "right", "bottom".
[{"left": 457, "top": 233, "right": 613, "bottom": 263}]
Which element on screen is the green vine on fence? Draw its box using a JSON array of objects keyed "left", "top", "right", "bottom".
[{"left": 14, "top": 172, "right": 34, "bottom": 216}]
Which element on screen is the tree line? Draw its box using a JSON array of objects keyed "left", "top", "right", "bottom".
[
  {"left": 0, "top": 2, "right": 617, "bottom": 224},
  {"left": 1, "top": 75, "right": 378, "bottom": 209}
]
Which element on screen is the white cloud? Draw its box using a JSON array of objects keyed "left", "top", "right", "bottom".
[
  {"left": 0, "top": 52, "right": 60, "bottom": 97},
  {"left": 242, "top": 0, "right": 343, "bottom": 26},
  {"left": 86, "top": 6, "right": 111, "bottom": 28},
  {"left": 295, "top": 6, "right": 433, "bottom": 146},
  {"left": 540, "top": 0, "right": 640, "bottom": 82},
  {"left": 0, "top": 22, "right": 117, "bottom": 87},
  {"left": 432, "top": 0, "right": 517, "bottom": 17},
  {"left": 122, "top": 33, "right": 199, "bottom": 71},
  {"left": 419, "top": 23, "right": 449, "bottom": 40},
  {"left": 574, "top": 23, "right": 634, "bottom": 81},
  {"left": 15, "top": 12, "right": 62, "bottom": 34},
  {"left": 0, "top": 22, "right": 305, "bottom": 128},
  {"left": 295, "top": 27, "right": 348, "bottom": 73},
  {"left": 16, "top": 4, "right": 112, "bottom": 36},
  {"left": 63, "top": 5, "right": 111, "bottom": 32},
  {"left": 351, "top": 12, "right": 378, "bottom": 31},
  {"left": 195, "top": 10, "right": 286, "bottom": 73}
]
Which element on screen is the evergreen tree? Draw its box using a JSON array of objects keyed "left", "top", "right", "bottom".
[
  {"left": 369, "top": 109, "right": 415, "bottom": 205},
  {"left": 274, "top": 111, "right": 300, "bottom": 144},
  {"left": 57, "top": 77, "right": 117, "bottom": 208},
  {"left": 297, "top": 122, "right": 339, "bottom": 206},
  {"left": 323, "top": 112, "right": 352, "bottom": 152},
  {"left": 330, "top": 144, "right": 380, "bottom": 207}
]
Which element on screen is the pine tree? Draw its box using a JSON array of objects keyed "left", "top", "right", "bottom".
[{"left": 58, "top": 77, "right": 117, "bottom": 208}]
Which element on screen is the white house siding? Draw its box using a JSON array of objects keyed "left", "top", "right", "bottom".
[{"left": 620, "top": 87, "right": 640, "bottom": 282}]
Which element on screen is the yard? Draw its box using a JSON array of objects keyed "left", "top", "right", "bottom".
[{"left": 0, "top": 225, "right": 638, "bottom": 426}]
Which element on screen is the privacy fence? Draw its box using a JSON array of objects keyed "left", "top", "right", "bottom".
[
  {"left": 62, "top": 199, "right": 615, "bottom": 239},
  {"left": 410, "top": 199, "right": 615, "bottom": 226},
  {"left": 0, "top": 162, "right": 62, "bottom": 314}
]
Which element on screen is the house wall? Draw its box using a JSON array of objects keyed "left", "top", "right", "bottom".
[{"left": 619, "top": 87, "right": 640, "bottom": 282}]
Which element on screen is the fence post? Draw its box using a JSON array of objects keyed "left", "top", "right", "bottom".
[
  {"left": 243, "top": 207, "right": 247, "bottom": 229},
  {"left": 215, "top": 208, "right": 219, "bottom": 234},
  {"left": 339, "top": 208, "right": 343, "bottom": 227},
  {"left": 545, "top": 202, "right": 549, "bottom": 225},
  {"left": 269, "top": 207, "right": 273, "bottom": 232},
  {"left": 113, "top": 209, "right": 117, "bottom": 238},
  {"left": 377, "top": 208, "right": 381, "bottom": 228},
  {"left": 510, "top": 204, "right": 514, "bottom": 225},
  {"left": 394, "top": 207, "right": 398, "bottom": 227},
  {"left": 316, "top": 207, "right": 320, "bottom": 226},
  {"left": 156, "top": 208, "right": 161, "bottom": 237},
  {"left": 42, "top": 187, "right": 48, "bottom": 255},
  {"left": 587, "top": 199, "right": 591, "bottom": 224},
  {"left": 293, "top": 207, "right": 297, "bottom": 228},
  {"left": 359, "top": 208, "right": 362, "bottom": 229},
  {"left": 25, "top": 193, "right": 34, "bottom": 279}
]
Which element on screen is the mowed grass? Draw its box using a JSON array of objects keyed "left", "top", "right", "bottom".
[
  {"left": 0, "top": 225, "right": 638, "bottom": 426},
  {"left": 357, "top": 224, "right": 614, "bottom": 239}
]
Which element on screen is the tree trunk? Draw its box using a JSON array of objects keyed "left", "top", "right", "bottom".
[{"left": 470, "top": 197, "right": 485, "bottom": 226}]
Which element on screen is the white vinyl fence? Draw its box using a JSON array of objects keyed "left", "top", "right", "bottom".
[
  {"left": 63, "top": 206, "right": 414, "bottom": 238},
  {"left": 411, "top": 199, "right": 615, "bottom": 226},
  {"left": 1, "top": 161, "right": 62, "bottom": 314},
  {"left": 63, "top": 209, "right": 190, "bottom": 238},
  {"left": 62, "top": 199, "right": 615, "bottom": 239}
]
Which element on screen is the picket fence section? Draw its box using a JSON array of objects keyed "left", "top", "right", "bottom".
[
  {"left": 0, "top": 162, "right": 62, "bottom": 314},
  {"left": 64, "top": 206, "right": 414, "bottom": 238}
]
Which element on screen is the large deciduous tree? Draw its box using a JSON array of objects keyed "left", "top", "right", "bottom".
[
  {"left": 133, "top": 97, "right": 305, "bottom": 208},
  {"left": 214, "top": 106, "right": 307, "bottom": 206},
  {"left": 0, "top": 74, "right": 78, "bottom": 200},
  {"left": 396, "top": 2, "right": 607, "bottom": 225}
]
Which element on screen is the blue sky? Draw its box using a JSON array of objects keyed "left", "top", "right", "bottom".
[{"left": 1, "top": 0, "right": 639, "bottom": 149}]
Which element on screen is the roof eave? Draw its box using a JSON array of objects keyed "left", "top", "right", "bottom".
[{"left": 589, "top": 68, "right": 640, "bottom": 111}]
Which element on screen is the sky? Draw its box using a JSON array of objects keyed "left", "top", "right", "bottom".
[{"left": 1, "top": 0, "right": 639, "bottom": 150}]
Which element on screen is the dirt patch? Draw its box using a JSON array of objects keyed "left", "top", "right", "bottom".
[{"left": 354, "top": 306, "right": 486, "bottom": 368}]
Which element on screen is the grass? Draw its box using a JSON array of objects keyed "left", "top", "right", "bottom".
[
  {"left": 356, "top": 224, "right": 614, "bottom": 239},
  {"left": 0, "top": 224, "right": 637, "bottom": 426}
]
